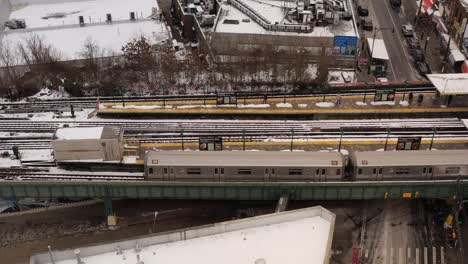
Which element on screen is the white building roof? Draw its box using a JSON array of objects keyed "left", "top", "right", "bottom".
[
  {"left": 54, "top": 127, "right": 104, "bottom": 140},
  {"left": 367, "top": 38, "right": 389, "bottom": 60},
  {"left": 427, "top": 73, "right": 468, "bottom": 95},
  {"left": 30, "top": 206, "right": 335, "bottom": 264}
]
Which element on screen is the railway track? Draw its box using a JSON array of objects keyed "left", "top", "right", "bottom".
[{"left": 0, "top": 170, "right": 144, "bottom": 181}]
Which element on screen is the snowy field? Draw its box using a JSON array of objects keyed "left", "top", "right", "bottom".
[
  {"left": 8, "top": 0, "right": 158, "bottom": 28},
  {"left": 1, "top": 19, "right": 169, "bottom": 61},
  {"left": 50, "top": 215, "right": 332, "bottom": 264}
]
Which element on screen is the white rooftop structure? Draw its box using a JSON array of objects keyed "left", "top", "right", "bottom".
[
  {"left": 30, "top": 206, "right": 335, "bottom": 264},
  {"left": 367, "top": 38, "right": 389, "bottom": 60},
  {"left": 427, "top": 73, "right": 468, "bottom": 95},
  {"left": 54, "top": 127, "right": 104, "bottom": 140},
  {"left": 8, "top": 0, "right": 156, "bottom": 29}
]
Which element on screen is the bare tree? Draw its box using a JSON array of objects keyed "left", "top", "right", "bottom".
[
  {"left": 121, "top": 35, "right": 153, "bottom": 70},
  {"left": 79, "top": 37, "right": 103, "bottom": 73},
  {"left": 0, "top": 40, "right": 20, "bottom": 86},
  {"left": 316, "top": 49, "right": 330, "bottom": 87},
  {"left": 17, "top": 33, "right": 61, "bottom": 67}
]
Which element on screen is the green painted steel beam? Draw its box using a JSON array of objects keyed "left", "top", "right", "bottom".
[{"left": 0, "top": 180, "right": 466, "bottom": 200}]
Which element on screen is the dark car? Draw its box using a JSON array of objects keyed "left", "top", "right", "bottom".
[
  {"left": 401, "top": 24, "right": 415, "bottom": 37},
  {"left": 415, "top": 61, "right": 431, "bottom": 76},
  {"left": 390, "top": 0, "right": 401, "bottom": 8},
  {"left": 361, "top": 19, "right": 373, "bottom": 31},
  {"left": 410, "top": 49, "right": 425, "bottom": 62},
  {"left": 358, "top": 5, "right": 369, "bottom": 16},
  {"left": 406, "top": 37, "right": 421, "bottom": 49}
]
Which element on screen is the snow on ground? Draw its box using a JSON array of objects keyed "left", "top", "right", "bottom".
[
  {"left": 55, "top": 127, "right": 103, "bottom": 140},
  {"left": 276, "top": 102, "right": 292, "bottom": 108},
  {"left": 29, "top": 87, "right": 70, "bottom": 100},
  {"left": 315, "top": 102, "right": 335, "bottom": 108},
  {"left": 9, "top": 0, "right": 157, "bottom": 28},
  {"left": 371, "top": 101, "right": 396, "bottom": 106},
  {"left": 19, "top": 149, "right": 53, "bottom": 161},
  {"left": 0, "top": 132, "right": 52, "bottom": 138},
  {"left": 298, "top": 103, "right": 308, "bottom": 108},
  {"left": 122, "top": 156, "right": 138, "bottom": 164},
  {"left": 399, "top": 100, "right": 409, "bottom": 106},
  {"left": 237, "top": 104, "right": 270, "bottom": 108},
  {"left": 6, "top": 108, "right": 95, "bottom": 121},
  {"left": 2, "top": 20, "right": 169, "bottom": 62},
  {"left": 355, "top": 101, "right": 367, "bottom": 106},
  {"left": 0, "top": 157, "right": 21, "bottom": 167}
]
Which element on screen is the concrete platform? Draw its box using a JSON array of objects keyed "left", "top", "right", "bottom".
[{"left": 97, "top": 93, "right": 468, "bottom": 119}]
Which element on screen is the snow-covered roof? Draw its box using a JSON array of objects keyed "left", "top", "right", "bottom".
[
  {"left": 214, "top": 1, "right": 357, "bottom": 37},
  {"left": 30, "top": 206, "right": 335, "bottom": 264},
  {"left": 427, "top": 73, "right": 468, "bottom": 95},
  {"left": 54, "top": 127, "right": 104, "bottom": 140},
  {"left": 8, "top": 0, "right": 157, "bottom": 29},
  {"left": 367, "top": 38, "right": 389, "bottom": 60}
]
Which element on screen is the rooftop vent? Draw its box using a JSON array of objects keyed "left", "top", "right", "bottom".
[
  {"left": 241, "top": 18, "right": 250, "bottom": 23},
  {"left": 223, "top": 19, "right": 239, "bottom": 24}
]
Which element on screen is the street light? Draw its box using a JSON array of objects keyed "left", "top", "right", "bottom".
[{"left": 152, "top": 211, "right": 159, "bottom": 233}]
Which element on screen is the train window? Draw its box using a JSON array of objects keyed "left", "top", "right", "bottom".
[
  {"left": 221, "top": 168, "right": 224, "bottom": 174},
  {"left": 336, "top": 169, "right": 341, "bottom": 175},
  {"left": 288, "top": 169, "right": 303, "bottom": 176},
  {"left": 265, "top": 168, "right": 268, "bottom": 174},
  {"left": 358, "top": 168, "right": 362, "bottom": 175},
  {"left": 316, "top": 169, "right": 320, "bottom": 175},
  {"left": 423, "top": 168, "right": 426, "bottom": 173},
  {"left": 428, "top": 167, "right": 432, "bottom": 174},
  {"left": 187, "top": 168, "right": 201, "bottom": 175},
  {"left": 322, "top": 169, "right": 326, "bottom": 175},
  {"left": 215, "top": 168, "right": 219, "bottom": 174},
  {"left": 378, "top": 168, "right": 383, "bottom": 174},
  {"left": 237, "top": 169, "right": 252, "bottom": 175},
  {"left": 395, "top": 168, "right": 409, "bottom": 175},
  {"left": 372, "top": 168, "right": 377, "bottom": 175},
  {"left": 170, "top": 168, "right": 174, "bottom": 174},
  {"left": 163, "top": 168, "right": 168, "bottom": 174},
  {"left": 149, "top": 168, "right": 153, "bottom": 174},
  {"left": 445, "top": 167, "right": 460, "bottom": 174},
  {"left": 271, "top": 169, "right": 275, "bottom": 175}
]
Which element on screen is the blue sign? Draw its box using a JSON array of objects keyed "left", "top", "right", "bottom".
[{"left": 333, "top": 36, "right": 358, "bottom": 56}]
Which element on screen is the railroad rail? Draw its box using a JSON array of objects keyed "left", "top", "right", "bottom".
[{"left": 0, "top": 171, "right": 144, "bottom": 181}]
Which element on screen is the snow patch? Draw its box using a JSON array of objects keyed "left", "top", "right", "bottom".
[
  {"left": 355, "top": 101, "right": 368, "bottom": 106},
  {"left": 315, "top": 102, "right": 335, "bottom": 108},
  {"left": 298, "top": 104, "right": 308, "bottom": 108},
  {"left": 237, "top": 104, "right": 270, "bottom": 108},
  {"left": 30, "top": 87, "right": 70, "bottom": 100},
  {"left": 371, "top": 101, "right": 396, "bottom": 106},
  {"left": 276, "top": 102, "right": 292, "bottom": 108},
  {"left": 399, "top": 100, "right": 409, "bottom": 106},
  {"left": 113, "top": 105, "right": 172, "bottom": 109}
]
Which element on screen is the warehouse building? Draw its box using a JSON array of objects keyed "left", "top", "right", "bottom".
[
  {"left": 52, "top": 126, "right": 123, "bottom": 162},
  {"left": 30, "top": 206, "right": 336, "bottom": 264}
]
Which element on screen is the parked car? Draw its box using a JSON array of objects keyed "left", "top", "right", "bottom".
[
  {"left": 341, "top": 72, "right": 352, "bottom": 83},
  {"left": 406, "top": 37, "right": 421, "bottom": 49},
  {"left": 401, "top": 24, "right": 415, "bottom": 37},
  {"left": 377, "top": 77, "right": 389, "bottom": 83},
  {"left": 358, "top": 5, "right": 369, "bottom": 16},
  {"left": 4, "top": 19, "right": 26, "bottom": 29},
  {"left": 361, "top": 19, "right": 373, "bottom": 31},
  {"left": 415, "top": 61, "right": 431, "bottom": 76},
  {"left": 410, "top": 49, "right": 425, "bottom": 62}
]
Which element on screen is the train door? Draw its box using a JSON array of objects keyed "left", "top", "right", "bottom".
[
  {"left": 315, "top": 168, "right": 327, "bottom": 181},
  {"left": 169, "top": 167, "right": 175, "bottom": 180},
  {"left": 423, "top": 167, "right": 433, "bottom": 180},
  {"left": 163, "top": 167, "right": 169, "bottom": 180},
  {"left": 214, "top": 168, "right": 224, "bottom": 181},
  {"left": 264, "top": 168, "right": 270, "bottom": 181},
  {"left": 371, "top": 168, "right": 383, "bottom": 180}
]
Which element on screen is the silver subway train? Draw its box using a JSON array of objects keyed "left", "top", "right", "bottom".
[{"left": 144, "top": 150, "right": 468, "bottom": 182}]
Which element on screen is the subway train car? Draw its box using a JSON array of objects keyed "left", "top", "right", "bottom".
[
  {"left": 350, "top": 150, "right": 468, "bottom": 181},
  {"left": 144, "top": 151, "right": 345, "bottom": 182}
]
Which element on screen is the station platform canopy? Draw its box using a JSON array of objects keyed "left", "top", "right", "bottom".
[
  {"left": 366, "top": 38, "right": 389, "bottom": 60},
  {"left": 427, "top": 73, "right": 468, "bottom": 95}
]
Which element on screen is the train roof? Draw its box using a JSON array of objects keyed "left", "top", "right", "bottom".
[
  {"left": 351, "top": 149, "right": 468, "bottom": 167},
  {"left": 145, "top": 151, "right": 344, "bottom": 167}
]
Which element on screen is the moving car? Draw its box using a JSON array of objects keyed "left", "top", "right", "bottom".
[
  {"left": 415, "top": 61, "right": 431, "bottom": 76},
  {"left": 4, "top": 19, "right": 26, "bottom": 29}
]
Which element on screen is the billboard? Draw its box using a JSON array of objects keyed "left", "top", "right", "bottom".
[
  {"left": 333, "top": 36, "right": 358, "bottom": 56},
  {"left": 396, "top": 137, "right": 421, "bottom": 151}
]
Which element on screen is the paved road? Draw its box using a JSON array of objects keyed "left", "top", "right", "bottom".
[{"left": 370, "top": 0, "right": 422, "bottom": 81}]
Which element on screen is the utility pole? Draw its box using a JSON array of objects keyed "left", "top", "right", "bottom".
[
  {"left": 429, "top": 127, "right": 437, "bottom": 150},
  {"left": 242, "top": 129, "right": 246, "bottom": 151},
  {"left": 443, "top": 36, "right": 452, "bottom": 73},
  {"left": 415, "top": 0, "right": 423, "bottom": 27},
  {"left": 338, "top": 129, "right": 343, "bottom": 152},
  {"left": 290, "top": 128, "right": 294, "bottom": 152},
  {"left": 384, "top": 128, "right": 391, "bottom": 151},
  {"left": 181, "top": 129, "right": 184, "bottom": 151}
]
